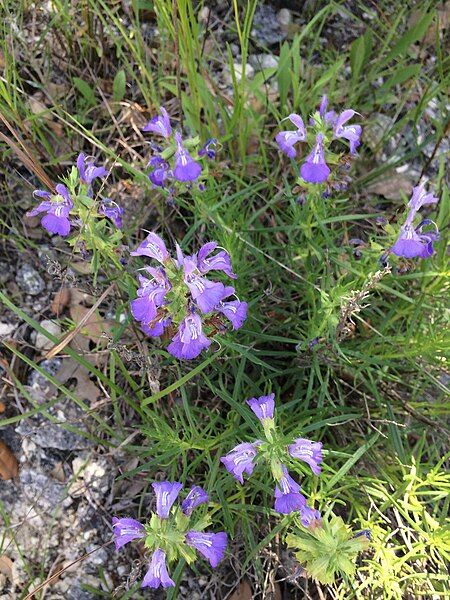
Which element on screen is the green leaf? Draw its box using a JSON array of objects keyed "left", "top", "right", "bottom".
[
  {"left": 385, "top": 11, "right": 435, "bottom": 62},
  {"left": 73, "top": 77, "right": 96, "bottom": 106},
  {"left": 350, "top": 35, "right": 366, "bottom": 81},
  {"left": 112, "top": 69, "right": 126, "bottom": 102},
  {"left": 377, "top": 63, "right": 422, "bottom": 92}
]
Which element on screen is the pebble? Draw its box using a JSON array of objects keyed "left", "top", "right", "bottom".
[
  {"left": 277, "top": 8, "right": 292, "bottom": 27},
  {"left": 251, "top": 53, "right": 279, "bottom": 70},
  {"left": 0, "top": 261, "right": 10, "bottom": 284},
  {"left": 27, "top": 357, "right": 62, "bottom": 388},
  {"left": 224, "top": 62, "right": 254, "bottom": 85},
  {"left": 0, "top": 322, "right": 15, "bottom": 337},
  {"left": 15, "top": 264, "right": 45, "bottom": 296},
  {"left": 34, "top": 319, "right": 61, "bottom": 351},
  {"left": 251, "top": 4, "right": 287, "bottom": 46}
]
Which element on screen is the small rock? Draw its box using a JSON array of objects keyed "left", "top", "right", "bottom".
[
  {"left": 16, "top": 409, "right": 92, "bottom": 451},
  {"left": 251, "top": 53, "right": 279, "bottom": 70},
  {"left": 15, "top": 264, "right": 45, "bottom": 296},
  {"left": 35, "top": 319, "right": 61, "bottom": 351},
  {"left": 251, "top": 4, "right": 286, "bottom": 46},
  {"left": 0, "top": 261, "right": 10, "bottom": 284},
  {"left": 28, "top": 357, "right": 62, "bottom": 389},
  {"left": 0, "top": 322, "right": 16, "bottom": 337},
  {"left": 19, "top": 468, "right": 67, "bottom": 511},
  {"left": 277, "top": 8, "right": 292, "bottom": 27},
  {"left": 224, "top": 62, "right": 254, "bottom": 85}
]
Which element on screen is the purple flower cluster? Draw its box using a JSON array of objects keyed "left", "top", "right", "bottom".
[
  {"left": 390, "top": 183, "right": 440, "bottom": 259},
  {"left": 221, "top": 394, "right": 322, "bottom": 523},
  {"left": 276, "top": 95, "right": 362, "bottom": 185},
  {"left": 113, "top": 481, "right": 227, "bottom": 589},
  {"left": 26, "top": 153, "right": 124, "bottom": 237},
  {"left": 143, "top": 107, "right": 217, "bottom": 190},
  {"left": 130, "top": 232, "right": 247, "bottom": 360}
]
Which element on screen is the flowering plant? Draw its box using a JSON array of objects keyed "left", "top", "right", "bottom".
[
  {"left": 113, "top": 481, "right": 227, "bottom": 589},
  {"left": 276, "top": 95, "right": 362, "bottom": 195},
  {"left": 26, "top": 153, "right": 125, "bottom": 267},
  {"left": 143, "top": 107, "right": 218, "bottom": 196},
  {"left": 220, "top": 394, "right": 322, "bottom": 519},
  {"left": 130, "top": 232, "right": 247, "bottom": 359}
]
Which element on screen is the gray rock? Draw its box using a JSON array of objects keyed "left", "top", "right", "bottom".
[
  {"left": 15, "top": 407, "right": 92, "bottom": 451},
  {"left": 27, "top": 357, "right": 62, "bottom": 389},
  {"left": 251, "top": 53, "right": 279, "bottom": 70},
  {"left": 16, "top": 264, "right": 45, "bottom": 296},
  {"left": 224, "top": 62, "right": 254, "bottom": 85},
  {"left": 0, "top": 261, "right": 10, "bottom": 284},
  {"left": 35, "top": 319, "right": 61, "bottom": 351},
  {"left": 19, "top": 468, "right": 67, "bottom": 511},
  {"left": 0, "top": 322, "right": 16, "bottom": 337},
  {"left": 251, "top": 4, "right": 287, "bottom": 46}
]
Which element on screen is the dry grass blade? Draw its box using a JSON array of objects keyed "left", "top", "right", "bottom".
[
  {"left": 0, "top": 113, "right": 55, "bottom": 191},
  {"left": 45, "top": 283, "right": 115, "bottom": 359}
]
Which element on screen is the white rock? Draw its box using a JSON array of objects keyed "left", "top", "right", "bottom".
[
  {"left": 277, "top": 8, "right": 292, "bottom": 27},
  {"left": 259, "top": 54, "right": 279, "bottom": 70},
  {"left": 35, "top": 320, "right": 61, "bottom": 351},
  {"left": 224, "top": 62, "right": 254, "bottom": 84},
  {"left": 0, "top": 322, "right": 15, "bottom": 337}
]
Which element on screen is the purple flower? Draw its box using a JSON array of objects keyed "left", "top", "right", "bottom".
[
  {"left": 167, "top": 313, "right": 211, "bottom": 360},
  {"left": 216, "top": 287, "right": 247, "bottom": 330},
  {"left": 288, "top": 438, "right": 323, "bottom": 475},
  {"left": 148, "top": 156, "right": 170, "bottom": 188},
  {"left": 333, "top": 110, "right": 362, "bottom": 155},
  {"left": 142, "top": 107, "right": 172, "bottom": 138},
  {"left": 141, "top": 316, "right": 171, "bottom": 338},
  {"left": 220, "top": 441, "right": 260, "bottom": 484},
  {"left": 99, "top": 199, "right": 124, "bottom": 228},
  {"left": 76, "top": 153, "right": 107, "bottom": 184},
  {"left": 198, "top": 138, "right": 218, "bottom": 159},
  {"left": 26, "top": 184, "right": 73, "bottom": 236},
  {"left": 173, "top": 132, "right": 202, "bottom": 182},
  {"left": 185, "top": 273, "right": 225, "bottom": 314},
  {"left": 391, "top": 224, "right": 438, "bottom": 259},
  {"left": 300, "top": 134, "right": 331, "bottom": 184},
  {"left": 112, "top": 517, "right": 145, "bottom": 549},
  {"left": 141, "top": 548, "right": 175, "bottom": 589},
  {"left": 197, "top": 242, "right": 236, "bottom": 279},
  {"left": 246, "top": 393, "right": 275, "bottom": 421},
  {"left": 391, "top": 184, "right": 439, "bottom": 259},
  {"left": 131, "top": 232, "right": 170, "bottom": 263},
  {"left": 299, "top": 505, "right": 321, "bottom": 527},
  {"left": 152, "top": 481, "right": 183, "bottom": 519},
  {"left": 275, "top": 113, "right": 307, "bottom": 158},
  {"left": 274, "top": 466, "right": 306, "bottom": 514},
  {"left": 182, "top": 486, "right": 209, "bottom": 516},
  {"left": 130, "top": 273, "right": 169, "bottom": 324},
  {"left": 185, "top": 531, "right": 228, "bottom": 568}
]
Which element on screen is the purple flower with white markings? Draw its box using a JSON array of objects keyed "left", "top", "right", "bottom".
[
  {"left": 185, "top": 531, "right": 228, "bottom": 568},
  {"left": 99, "top": 199, "right": 124, "bottom": 228},
  {"left": 152, "top": 481, "right": 183, "bottom": 519},
  {"left": 142, "top": 107, "right": 172, "bottom": 138},
  {"left": 391, "top": 184, "right": 440, "bottom": 259},
  {"left": 275, "top": 114, "right": 307, "bottom": 158},
  {"left": 216, "top": 287, "right": 248, "bottom": 330},
  {"left": 246, "top": 393, "right": 275, "bottom": 421},
  {"left": 288, "top": 438, "right": 323, "bottom": 475},
  {"left": 148, "top": 156, "right": 171, "bottom": 188},
  {"left": 167, "top": 312, "right": 212, "bottom": 360},
  {"left": 130, "top": 232, "right": 246, "bottom": 360},
  {"left": 300, "top": 134, "right": 331, "bottom": 184},
  {"left": 333, "top": 110, "right": 362, "bottom": 155},
  {"left": 173, "top": 132, "right": 202, "bottom": 182},
  {"left": 113, "top": 481, "right": 227, "bottom": 589},
  {"left": 220, "top": 394, "right": 324, "bottom": 516},
  {"left": 198, "top": 138, "right": 218, "bottom": 159},
  {"left": 274, "top": 465, "right": 307, "bottom": 514},
  {"left": 277, "top": 95, "right": 362, "bottom": 188},
  {"left": 299, "top": 505, "right": 321, "bottom": 527},
  {"left": 220, "top": 441, "right": 260, "bottom": 484},
  {"left": 26, "top": 184, "right": 73, "bottom": 237},
  {"left": 142, "top": 548, "right": 175, "bottom": 589},
  {"left": 182, "top": 486, "right": 209, "bottom": 516},
  {"left": 76, "top": 153, "right": 107, "bottom": 185},
  {"left": 112, "top": 517, "right": 145, "bottom": 549}
]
